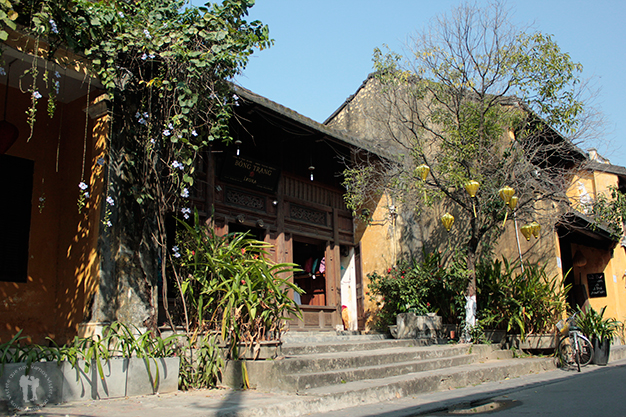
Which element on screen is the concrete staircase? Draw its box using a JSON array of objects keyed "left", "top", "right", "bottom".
[{"left": 224, "top": 332, "right": 557, "bottom": 411}]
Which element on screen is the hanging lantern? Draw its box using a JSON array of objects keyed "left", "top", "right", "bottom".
[
  {"left": 531, "top": 222, "right": 541, "bottom": 238},
  {"left": 441, "top": 212, "right": 454, "bottom": 232},
  {"left": 309, "top": 165, "right": 315, "bottom": 181},
  {"left": 498, "top": 186, "right": 515, "bottom": 205},
  {"left": 520, "top": 224, "right": 533, "bottom": 241},
  {"left": 415, "top": 164, "right": 430, "bottom": 181},
  {"left": 234, "top": 139, "right": 242, "bottom": 156},
  {"left": 464, "top": 180, "right": 480, "bottom": 198},
  {"left": 508, "top": 195, "right": 519, "bottom": 210}
]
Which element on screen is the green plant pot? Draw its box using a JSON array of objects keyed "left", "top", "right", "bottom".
[{"left": 592, "top": 338, "right": 611, "bottom": 366}]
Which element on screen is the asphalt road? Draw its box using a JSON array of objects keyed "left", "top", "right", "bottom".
[{"left": 309, "top": 358, "right": 626, "bottom": 417}]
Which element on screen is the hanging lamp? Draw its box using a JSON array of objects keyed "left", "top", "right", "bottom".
[
  {"left": 441, "top": 212, "right": 454, "bottom": 232},
  {"left": 415, "top": 164, "right": 430, "bottom": 181}
]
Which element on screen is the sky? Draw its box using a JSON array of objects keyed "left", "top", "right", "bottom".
[{"left": 198, "top": 0, "right": 626, "bottom": 167}]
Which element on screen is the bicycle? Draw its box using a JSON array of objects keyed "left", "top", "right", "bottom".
[{"left": 556, "top": 313, "right": 594, "bottom": 372}]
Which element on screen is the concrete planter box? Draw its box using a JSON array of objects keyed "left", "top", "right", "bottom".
[
  {"left": 390, "top": 313, "right": 442, "bottom": 339},
  {"left": 0, "top": 356, "right": 179, "bottom": 408},
  {"left": 507, "top": 333, "right": 558, "bottom": 350},
  {"left": 126, "top": 357, "right": 180, "bottom": 396}
]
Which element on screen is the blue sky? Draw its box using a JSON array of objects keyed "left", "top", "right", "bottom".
[{"left": 199, "top": 1, "right": 626, "bottom": 167}]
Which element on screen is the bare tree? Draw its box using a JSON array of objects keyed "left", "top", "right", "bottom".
[{"left": 339, "top": 1, "right": 597, "bottom": 339}]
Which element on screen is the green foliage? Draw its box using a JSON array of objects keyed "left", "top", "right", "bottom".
[
  {"left": 173, "top": 211, "right": 302, "bottom": 360},
  {"left": 576, "top": 306, "right": 622, "bottom": 341},
  {"left": 476, "top": 258, "right": 570, "bottom": 339},
  {"left": 367, "top": 250, "right": 468, "bottom": 327},
  {"left": 178, "top": 331, "right": 224, "bottom": 390},
  {"left": 590, "top": 186, "right": 626, "bottom": 239}
]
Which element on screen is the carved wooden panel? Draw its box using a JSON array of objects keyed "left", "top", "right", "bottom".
[
  {"left": 290, "top": 204, "right": 327, "bottom": 226},
  {"left": 224, "top": 187, "right": 266, "bottom": 212}
]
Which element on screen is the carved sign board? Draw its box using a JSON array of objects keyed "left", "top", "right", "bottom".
[
  {"left": 587, "top": 273, "right": 607, "bottom": 298},
  {"left": 220, "top": 154, "right": 280, "bottom": 193}
]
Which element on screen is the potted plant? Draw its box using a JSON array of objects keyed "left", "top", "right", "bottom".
[{"left": 576, "top": 306, "right": 622, "bottom": 365}]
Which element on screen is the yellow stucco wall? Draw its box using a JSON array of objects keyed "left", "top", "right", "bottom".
[{"left": 0, "top": 81, "right": 107, "bottom": 343}]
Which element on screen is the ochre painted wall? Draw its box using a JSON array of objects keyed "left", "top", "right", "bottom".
[{"left": 0, "top": 83, "right": 106, "bottom": 344}]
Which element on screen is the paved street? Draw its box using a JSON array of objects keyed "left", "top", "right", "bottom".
[{"left": 309, "top": 358, "right": 626, "bottom": 417}]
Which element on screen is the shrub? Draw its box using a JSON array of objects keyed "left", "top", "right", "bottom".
[
  {"left": 368, "top": 250, "right": 468, "bottom": 327},
  {"left": 476, "top": 258, "right": 570, "bottom": 339}
]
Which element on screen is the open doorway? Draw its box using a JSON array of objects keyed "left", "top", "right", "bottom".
[{"left": 293, "top": 239, "right": 326, "bottom": 305}]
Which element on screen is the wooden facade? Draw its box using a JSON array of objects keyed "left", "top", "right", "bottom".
[{"left": 187, "top": 86, "right": 368, "bottom": 330}]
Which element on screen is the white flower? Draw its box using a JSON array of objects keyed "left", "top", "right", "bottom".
[
  {"left": 141, "top": 53, "right": 148, "bottom": 61},
  {"left": 33, "top": 91, "right": 42, "bottom": 99},
  {"left": 172, "top": 161, "right": 181, "bottom": 169},
  {"left": 168, "top": 123, "right": 174, "bottom": 129},
  {"left": 143, "top": 29, "right": 152, "bottom": 39},
  {"left": 138, "top": 118, "right": 146, "bottom": 125},
  {"left": 78, "top": 182, "right": 88, "bottom": 190},
  {"left": 106, "top": 220, "right": 112, "bottom": 227},
  {"left": 163, "top": 129, "right": 171, "bottom": 136},
  {"left": 181, "top": 188, "right": 189, "bottom": 198},
  {"left": 150, "top": 138, "right": 156, "bottom": 144},
  {"left": 54, "top": 71, "right": 61, "bottom": 78},
  {"left": 118, "top": 11, "right": 124, "bottom": 18},
  {"left": 143, "top": 112, "right": 149, "bottom": 119},
  {"left": 49, "top": 19, "right": 58, "bottom": 34},
  {"left": 84, "top": 191, "right": 90, "bottom": 198},
  {"left": 106, "top": 196, "right": 115, "bottom": 206},
  {"left": 191, "top": 129, "right": 198, "bottom": 137},
  {"left": 173, "top": 251, "right": 181, "bottom": 258},
  {"left": 148, "top": 53, "right": 155, "bottom": 59}
]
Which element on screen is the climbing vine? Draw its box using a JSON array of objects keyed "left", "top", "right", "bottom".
[{"left": 2, "top": 0, "right": 271, "bottom": 330}]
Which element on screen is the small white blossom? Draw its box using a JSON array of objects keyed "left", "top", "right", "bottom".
[
  {"left": 173, "top": 251, "right": 181, "bottom": 258},
  {"left": 135, "top": 111, "right": 141, "bottom": 119},
  {"left": 118, "top": 11, "right": 124, "bottom": 18},
  {"left": 138, "top": 118, "right": 146, "bottom": 125},
  {"left": 148, "top": 53, "right": 155, "bottom": 59},
  {"left": 163, "top": 129, "right": 171, "bottom": 136},
  {"left": 181, "top": 207, "right": 191, "bottom": 219},
  {"left": 49, "top": 19, "right": 58, "bottom": 34},
  {"left": 143, "top": 29, "right": 152, "bottom": 39},
  {"left": 181, "top": 188, "right": 189, "bottom": 198},
  {"left": 106, "top": 220, "right": 112, "bottom": 227},
  {"left": 141, "top": 53, "right": 148, "bottom": 61},
  {"left": 84, "top": 191, "right": 90, "bottom": 198},
  {"left": 33, "top": 91, "right": 42, "bottom": 100},
  {"left": 78, "top": 182, "right": 88, "bottom": 190},
  {"left": 191, "top": 129, "right": 198, "bottom": 137},
  {"left": 143, "top": 112, "right": 149, "bottom": 119},
  {"left": 168, "top": 123, "right": 174, "bottom": 129},
  {"left": 106, "top": 196, "right": 115, "bottom": 206},
  {"left": 150, "top": 138, "right": 156, "bottom": 144},
  {"left": 54, "top": 71, "right": 61, "bottom": 78}
]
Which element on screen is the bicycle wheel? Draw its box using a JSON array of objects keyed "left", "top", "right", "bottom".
[
  {"left": 557, "top": 336, "right": 575, "bottom": 368},
  {"left": 576, "top": 335, "right": 594, "bottom": 367}
]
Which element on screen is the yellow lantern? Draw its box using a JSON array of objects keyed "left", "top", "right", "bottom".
[
  {"left": 531, "top": 222, "right": 541, "bottom": 238},
  {"left": 441, "top": 212, "right": 454, "bottom": 232},
  {"left": 415, "top": 164, "right": 430, "bottom": 181},
  {"left": 464, "top": 180, "right": 480, "bottom": 198},
  {"left": 498, "top": 186, "right": 515, "bottom": 205},
  {"left": 508, "top": 195, "right": 519, "bottom": 210},
  {"left": 520, "top": 224, "right": 533, "bottom": 241}
]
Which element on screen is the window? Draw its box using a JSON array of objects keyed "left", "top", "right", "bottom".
[{"left": 0, "top": 154, "right": 34, "bottom": 283}]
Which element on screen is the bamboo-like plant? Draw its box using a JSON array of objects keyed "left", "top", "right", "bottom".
[
  {"left": 173, "top": 211, "right": 303, "bottom": 364},
  {"left": 576, "top": 306, "right": 622, "bottom": 341}
]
